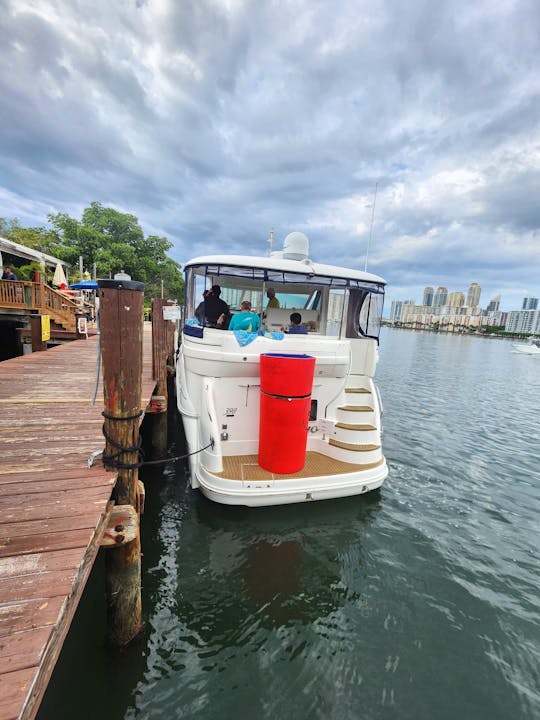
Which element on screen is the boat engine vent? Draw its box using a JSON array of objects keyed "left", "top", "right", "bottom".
[{"left": 282, "top": 232, "right": 309, "bottom": 261}]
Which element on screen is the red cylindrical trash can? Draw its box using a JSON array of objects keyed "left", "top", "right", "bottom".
[
  {"left": 260, "top": 353, "right": 316, "bottom": 397},
  {"left": 258, "top": 354, "right": 316, "bottom": 474}
]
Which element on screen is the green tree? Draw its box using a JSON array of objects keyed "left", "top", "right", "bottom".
[
  {"left": 0, "top": 217, "right": 59, "bottom": 251},
  {"left": 2, "top": 205, "right": 184, "bottom": 302},
  {"left": 53, "top": 203, "right": 183, "bottom": 301}
]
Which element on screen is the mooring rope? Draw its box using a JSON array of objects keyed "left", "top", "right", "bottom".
[
  {"left": 88, "top": 312, "right": 207, "bottom": 470},
  {"left": 91, "top": 421, "right": 214, "bottom": 470}
]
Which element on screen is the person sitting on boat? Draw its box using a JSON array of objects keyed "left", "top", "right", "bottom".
[
  {"left": 283, "top": 312, "right": 308, "bottom": 334},
  {"left": 266, "top": 288, "right": 280, "bottom": 309},
  {"left": 229, "top": 300, "right": 261, "bottom": 332},
  {"left": 204, "top": 284, "right": 230, "bottom": 328}
]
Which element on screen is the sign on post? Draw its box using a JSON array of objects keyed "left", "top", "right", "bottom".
[
  {"left": 41, "top": 315, "right": 51, "bottom": 341},
  {"left": 162, "top": 305, "right": 181, "bottom": 320},
  {"left": 77, "top": 316, "right": 88, "bottom": 337}
]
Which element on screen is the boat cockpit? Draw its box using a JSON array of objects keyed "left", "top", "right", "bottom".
[{"left": 183, "top": 260, "right": 385, "bottom": 343}]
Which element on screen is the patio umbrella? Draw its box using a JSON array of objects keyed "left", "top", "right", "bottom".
[
  {"left": 53, "top": 262, "right": 68, "bottom": 288},
  {"left": 70, "top": 279, "right": 98, "bottom": 290}
]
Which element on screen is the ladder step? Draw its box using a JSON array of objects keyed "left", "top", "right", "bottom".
[
  {"left": 337, "top": 405, "right": 374, "bottom": 412},
  {"left": 335, "top": 422, "right": 376, "bottom": 431},
  {"left": 329, "top": 439, "right": 381, "bottom": 451},
  {"left": 345, "top": 387, "right": 371, "bottom": 393}
]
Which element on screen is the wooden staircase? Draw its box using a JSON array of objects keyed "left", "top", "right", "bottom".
[{"left": 0, "top": 280, "right": 79, "bottom": 331}]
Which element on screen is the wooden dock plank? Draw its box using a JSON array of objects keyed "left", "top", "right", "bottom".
[
  {"left": 0, "top": 668, "right": 35, "bottom": 720},
  {"left": 0, "top": 549, "right": 88, "bottom": 578},
  {"left": 0, "top": 520, "right": 97, "bottom": 543},
  {"left": 0, "top": 514, "right": 103, "bottom": 540},
  {"left": 0, "top": 325, "right": 156, "bottom": 720},
  {"left": 0, "top": 476, "right": 114, "bottom": 496},
  {"left": 0, "top": 468, "right": 113, "bottom": 484},
  {"left": 0, "top": 528, "right": 100, "bottom": 559},
  {"left": 0, "top": 456, "right": 104, "bottom": 475},
  {"left": 1, "top": 570, "right": 78, "bottom": 604},
  {"left": 0, "top": 487, "right": 116, "bottom": 514},
  {"left": 0, "top": 628, "right": 53, "bottom": 675},
  {"left": 0, "top": 597, "right": 65, "bottom": 638}
]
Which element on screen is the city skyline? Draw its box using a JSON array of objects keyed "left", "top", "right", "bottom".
[{"left": 392, "top": 282, "right": 538, "bottom": 314}]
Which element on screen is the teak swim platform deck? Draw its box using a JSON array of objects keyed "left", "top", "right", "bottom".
[{"left": 0, "top": 327, "right": 157, "bottom": 720}]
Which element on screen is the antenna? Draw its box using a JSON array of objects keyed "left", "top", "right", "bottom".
[
  {"left": 364, "top": 182, "right": 378, "bottom": 272},
  {"left": 267, "top": 227, "right": 275, "bottom": 256}
]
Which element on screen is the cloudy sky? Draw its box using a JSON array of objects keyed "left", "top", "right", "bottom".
[{"left": 1, "top": 0, "right": 539, "bottom": 311}]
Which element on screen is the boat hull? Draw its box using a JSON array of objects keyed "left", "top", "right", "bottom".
[
  {"left": 176, "top": 329, "right": 388, "bottom": 507},
  {"left": 512, "top": 343, "right": 540, "bottom": 355},
  {"left": 195, "top": 455, "right": 388, "bottom": 507}
]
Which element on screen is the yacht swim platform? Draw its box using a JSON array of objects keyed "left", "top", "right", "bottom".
[{"left": 214, "top": 452, "right": 386, "bottom": 481}]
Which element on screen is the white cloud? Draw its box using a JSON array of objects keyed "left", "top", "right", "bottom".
[{"left": 0, "top": 0, "right": 539, "bottom": 311}]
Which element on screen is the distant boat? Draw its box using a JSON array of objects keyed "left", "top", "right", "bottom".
[{"left": 512, "top": 339, "right": 540, "bottom": 355}]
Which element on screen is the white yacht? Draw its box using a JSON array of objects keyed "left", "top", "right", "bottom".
[
  {"left": 512, "top": 339, "right": 540, "bottom": 355},
  {"left": 175, "top": 232, "right": 388, "bottom": 506}
]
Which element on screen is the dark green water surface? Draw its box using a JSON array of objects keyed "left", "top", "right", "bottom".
[{"left": 38, "top": 329, "right": 540, "bottom": 719}]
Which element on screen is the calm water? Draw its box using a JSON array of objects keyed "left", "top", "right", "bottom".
[{"left": 39, "top": 329, "right": 540, "bottom": 720}]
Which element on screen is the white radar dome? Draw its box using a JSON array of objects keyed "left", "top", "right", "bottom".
[{"left": 282, "top": 231, "right": 309, "bottom": 261}]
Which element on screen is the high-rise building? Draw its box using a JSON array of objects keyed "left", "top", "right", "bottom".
[
  {"left": 522, "top": 296, "right": 538, "bottom": 310},
  {"left": 467, "top": 282, "right": 481, "bottom": 308},
  {"left": 505, "top": 310, "right": 540, "bottom": 334},
  {"left": 423, "top": 286, "right": 434, "bottom": 306},
  {"left": 390, "top": 300, "right": 403, "bottom": 322},
  {"left": 433, "top": 286, "right": 448, "bottom": 307},
  {"left": 447, "top": 291, "right": 465, "bottom": 308},
  {"left": 486, "top": 295, "right": 501, "bottom": 313}
]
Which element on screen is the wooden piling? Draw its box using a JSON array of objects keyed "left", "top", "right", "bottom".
[
  {"left": 150, "top": 298, "right": 171, "bottom": 458},
  {"left": 98, "top": 278, "right": 145, "bottom": 646},
  {"left": 30, "top": 315, "right": 47, "bottom": 352}
]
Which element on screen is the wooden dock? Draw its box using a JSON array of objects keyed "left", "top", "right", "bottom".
[{"left": 0, "top": 326, "right": 156, "bottom": 720}]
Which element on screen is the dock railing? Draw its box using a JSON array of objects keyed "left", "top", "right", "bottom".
[{"left": 0, "top": 279, "right": 79, "bottom": 331}]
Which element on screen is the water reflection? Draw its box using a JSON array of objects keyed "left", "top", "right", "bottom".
[
  {"left": 170, "top": 490, "right": 383, "bottom": 637},
  {"left": 244, "top": 539, "right": 303, "bottom": 625},
  {"left": 127, "top": 470, "right": 386, "bottom": 719}
]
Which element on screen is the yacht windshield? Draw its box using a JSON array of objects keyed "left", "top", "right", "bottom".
[{"left": 184, "top": 264, "right": 385, "bottom": 339}]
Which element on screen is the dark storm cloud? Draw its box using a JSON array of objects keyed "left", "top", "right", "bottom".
[{"left": 0, "top": 0, "right": 539, "bottom": 309}]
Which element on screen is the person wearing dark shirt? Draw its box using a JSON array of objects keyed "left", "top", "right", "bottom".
[
  {"left": 2, "top": 267, "right": 17, "bottom": 280},
  {"left": 286, "top": 312, "right": 308, "bottom": 334},
  {"left": 195, "top": 289, "right": 210, "bottom": 324},
  {"left": 204, "top": 285, "right": 230, "bottom": 328}
]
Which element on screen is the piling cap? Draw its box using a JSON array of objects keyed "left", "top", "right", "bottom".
[{"left": 97, "top": 279, "right": 144, "bottom": 292}]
